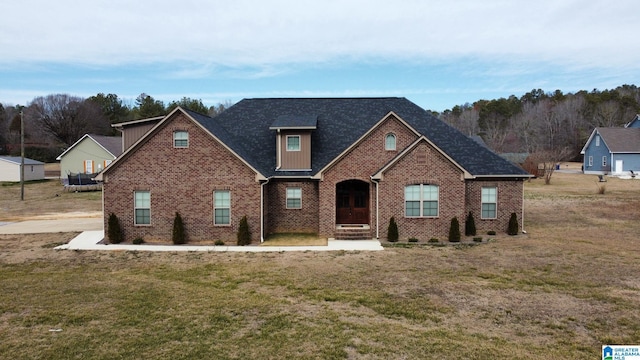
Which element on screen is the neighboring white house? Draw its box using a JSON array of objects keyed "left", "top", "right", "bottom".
[{"left": 0, "top": 156, "right": 45, "bottom": 182}]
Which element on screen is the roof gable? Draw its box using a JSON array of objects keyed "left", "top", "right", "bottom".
[
  {"left": 0, "top": 156, "right": 44, "bottom": 165},
  {"left": 56, "top": 134, "right": 122, "bottom": 160},
  {"left": 596, "top": 127, "right": 640, "bottom": 153}
]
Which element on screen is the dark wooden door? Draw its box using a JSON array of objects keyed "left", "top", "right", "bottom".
[{"left": 336, "top": 181, "right": 369, "bottom": 224}]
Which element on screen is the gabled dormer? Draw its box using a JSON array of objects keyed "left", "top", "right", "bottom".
[{"left": 269, "top": 115, "right": 317, "bottom": 171}]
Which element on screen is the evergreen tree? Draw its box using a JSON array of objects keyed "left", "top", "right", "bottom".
[
  {"left": 449, "top": 217, "right": 461, "bottom": 242},
  {"left": 172, "top": 212, "right": 186, "bottom": 244},
  {"left": 465, "top": 211, "right": 476, "bottom": 236},
  {"left": 107, "top": 213, "right": 123, "bottom": 244},
  {"left": 508, "top": 213, "right": 519, "bottom": 235},
  {"left": 387, "top": 217, "right": 399, "bottom": 242},
  {"left": 237, "top": 215, "right": 251, "bottom": 246}
]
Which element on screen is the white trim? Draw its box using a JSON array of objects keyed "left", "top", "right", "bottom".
[
  {"left": 385, "top": 133, "right": 396, "bottom": 151},
  {"left": 56, "top": 134, "right": 118, "bottom": 161},
  {"left": 285, "top": 187, "right": 302, "bottom": 209},
  {"left": 134, "top": 190, "right": 151, "bottom": 225},
  {"left": 480, "top": 186, "right": 498, "bottom": 219},
  {"left": 173, "top": 130, "right": 189, "bottom": 148},
  {"left": 213, "top": 190, "right": 231, "bottom": 226},
  {"left": 404, "top": 184, "right": 439, "bottom": 218},
  {"left": 286, "top": 135, "right": 301, "bottom": 152}
]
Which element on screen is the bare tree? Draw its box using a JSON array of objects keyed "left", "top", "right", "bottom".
[{"left": 25, "top": 94, "right": 109, "bottom": 146}]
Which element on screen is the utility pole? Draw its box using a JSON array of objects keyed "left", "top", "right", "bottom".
[{"left": 20, "top": 110, "right": 24, "bottom": 201}]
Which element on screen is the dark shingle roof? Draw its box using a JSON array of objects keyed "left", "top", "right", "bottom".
[
  {"left": 190, "top": 98, "right": 528, "bottom": 178},
  {"left": 90, "top": 135, "right": 123, "bottom": 157},
  {"left": 597, "top": 127, "right": 640, "bottom": 153}
]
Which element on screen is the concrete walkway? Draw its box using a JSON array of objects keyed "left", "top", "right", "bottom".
[{"left": 55, "top": 231, "right": 384, "bottom": 252}]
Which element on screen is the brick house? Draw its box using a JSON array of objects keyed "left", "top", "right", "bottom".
[{"left": 98, "top": 98, "right": 531, "bottom": 244}]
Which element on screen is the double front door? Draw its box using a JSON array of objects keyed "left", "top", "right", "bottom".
[{"left": 336, "top": 180, "right": 369, "bottom": 224}]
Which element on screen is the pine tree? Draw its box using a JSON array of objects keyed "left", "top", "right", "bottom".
[
  {"left": 237, "top": 215, "right": 251, "bottom": 246},
  {"left": 508, "top": 212, "right": 519, "bottom": 235},
  {"left": 387, "top": 217, "right": 399, "bottom": 242},
  {"left": 172, "top": 212, "right": 186, "bottom": 244},
  {"left": 465, "top": 211, "right": 476, "bottom": 236},
  {"left": 107, "top": 213, "right": 123, "bottom": 244},
  {"left": 449, "top": 217, "right": 461, "bottom": 242}
]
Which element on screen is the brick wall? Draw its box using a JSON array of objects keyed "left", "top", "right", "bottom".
[
  {"left": 266, "top": 179, "right": 319, "bottom": 234},
  {"left": 103, "top": 113, "right": 262, "bottom": 244},
  {"left": 465, "top": 179, "right": 524, "bottom": 235},
  {"left": 319, "top": 115, "right": 419, "bottom": 237},
  {"left": 378, "top": 140, "right": 466, "bottom": 240}
]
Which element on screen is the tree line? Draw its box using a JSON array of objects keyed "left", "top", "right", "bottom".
[
  {"left": 0, "top": 93, "right": 233, "bottom": 162},
  {"left": 436, "top": 84, "right": 640, "bottom": 161}
]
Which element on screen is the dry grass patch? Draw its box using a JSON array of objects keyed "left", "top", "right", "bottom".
[
  {"left": 1, "top": 172, "right": 640, "bottom": 359},
  {"left": 261, "top": 233, "right": 327, "bottom": 246}
]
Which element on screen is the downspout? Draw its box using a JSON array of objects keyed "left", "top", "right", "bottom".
[
  {"left": 275, "top": 130, "right": 281, "bottom": 170},
  {"left": 260, "top": 178, "right": 270, "bottom": 243},
  {"left": 371, "top": 177, "right": 380, "bottom": 239},
  {"left": 521, "top": 179, "right": 527, "bottom": 234}
]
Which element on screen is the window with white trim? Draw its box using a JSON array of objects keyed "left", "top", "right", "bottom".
[
  {"left": 385, "top": 133, "right": 396, "bottom": 151},
  {"left": 286, "top": 187, "right": 302, "bottom": 209},
  {"left": 595, "top": 135, "right": 600, "bottom": 146},
  {"left": 588, "top": 156, "right": 593, "bottom": 166},
  {"left": 481, "top": 187, "right": 497, "bottom": 219},
  {"left": 134, "top": 191, "right": 151, "bottom": 225},
  {"left": 405, "top": 184, "right": 439, "bottom": 217},
  {"left": 286, "top": 135, "right": 300, "bottom": 151},
  {"left": 602, "top": 156, "right": 607, "bottom": 167},
  {"left": 174, "top": 131, "right": 189, "bottom": 148},
  {"left": 214, "top": 190, "right": 230, "bottom": 225}
]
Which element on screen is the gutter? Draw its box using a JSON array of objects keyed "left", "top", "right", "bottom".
[
  {"left": 260, "top": 178, "right": 270, "bottom": 242},
  {"left": 370, "top": 177, "right": 380, "bottom": 239}
]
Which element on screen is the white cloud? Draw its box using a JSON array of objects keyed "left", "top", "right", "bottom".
[{"left": 2, "top": 0, "right": 639, "bottom": 70}]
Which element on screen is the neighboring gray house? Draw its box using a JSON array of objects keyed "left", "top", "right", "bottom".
[
  {"left": 581, "top": 115, "right": 640, "bottom": 175},
  {"left": 0, "top": 156, "right": 45, "bottom": 182},
  {"left": 56, "top": 134, "right": 123, "bottom": 178}
]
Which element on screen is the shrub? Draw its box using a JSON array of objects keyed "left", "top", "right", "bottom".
[
  {"left": 428, "top": 237, "right": 439, "bottom": 243},
  {"left": 473, "top": 237, "right": 483, "bottom": 243},
  {"left": 237, "top": 215, "right": 251, "bottom": 246},
  {"left": 132, "top": 237, "right": 144, "bottom": 245},
  {"left": 508, "top": 212, "right": 519, "bottom": 235},
  {"left": 214, "top": 240, "right": 225, "bottom": 246},
  {"left": 487, "top": 230, "right": 496, "bottom": 236},
  {"left": 107, "top": 213, "right": 123, "bottom": 244},
  {"left": 465, "top": 211, "right": 476, "bottom": 236},
  {"left": 448, "top": 217, "right": 461, "bottom": 242},
  {"left": 408, "top": 237, "right": 419, "bottom": 243},
  {"left": 387, "top": 217, "right": 399, "bottom": 242},
  {"left": 172, "top": 212, "right": 187, "bottom": 245}
]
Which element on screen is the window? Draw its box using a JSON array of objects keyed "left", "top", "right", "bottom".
[
  {"left": 134, "top": 191, "right": 151, "bottom": 225},
  {"left": 481, "top": 187, "right": 497, "bottom": 219},
  {"left": 595, "top": 135, "right": 600, "bottom": 146},
  {"left": 602, "top": 156, "right": 607, "bottom": 167},
  {"left": 104, "top": 160, "right": 112, "bottom": 168},
  {"left": 286, "top": 187, "right": 302, "bottom": 209},
  {"left": 214, "top": 190, "right": 230, "bottom": 225},
  {"left": 84, "top": 160, "right": 93, "bottom": 174},
  {"left": 588, "top": 156, "right": 593, "bottom": 167},
  {"left": 405, "top": 184, "right": 439, "bottom": 217},
  {"left": 286, "top": 135, "right": 300, "bottom": 151},
  {"left": 385, "top": 133, "right": 396, "bottom": 151},
  {"left": 174, "top": 131, "right": 189, "bottom": 148}
]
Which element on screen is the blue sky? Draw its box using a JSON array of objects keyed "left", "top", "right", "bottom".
[{"left": 1, "top": 0, "right": 639, "bottom": 112}]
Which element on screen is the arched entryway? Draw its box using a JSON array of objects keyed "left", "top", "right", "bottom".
[{"left": 336, "top": 180, "right": 370, "bottom": 224}]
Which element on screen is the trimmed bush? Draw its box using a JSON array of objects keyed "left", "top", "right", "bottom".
[
  {"left": 508, "top": 212, "right": 519, "bottom": 235},
  {"left": 473, "top": 237, "right": 483, "bottom": 243},
  {"left": 448, "top": 217, "right": 461, "bottom": 242},
  {"left": 214, "top": 240, "right": 225, "bottom": 246},
  {"left": 132, "top": 237, "right": 144, "bottom": 245},
  {"left": 172, "top": 212, "right": 186, "bottom": 245},
  {"left": 465, "top": 211, "right": 476, "bottom": 236},
  {"left": 387, "top": 217, "right": 399, "bottom": 242},
  {"left": 107, "top": 213, "right": 123, "bottom": 244},
  {"left": 408, "top": 237, "right": 419, "bottom": 243},
  {"left": 487, "top": 230, "right": 496, "bottom": 236},
  {"left": 237, "top": 215, "right": 251, "bottom": 246},
  {"left": 428, "top": 237, "right": 439, "bottom": 243}
]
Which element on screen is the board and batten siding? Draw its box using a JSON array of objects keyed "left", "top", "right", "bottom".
[{"left": 279, "top": 131, "right": 312, "bottom": 170}]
